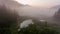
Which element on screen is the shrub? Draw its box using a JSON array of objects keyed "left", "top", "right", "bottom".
[{"left": 19, "top": 22, "right": 59, "bottom": 34}]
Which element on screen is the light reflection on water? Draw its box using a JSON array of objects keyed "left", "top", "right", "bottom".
[{"left": 20, "top": 19, "right": 33, "bottom": 28}]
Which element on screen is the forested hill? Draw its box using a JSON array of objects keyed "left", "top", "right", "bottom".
[{"left": 0, "top": 0, "right": 23, "bottom": 8}]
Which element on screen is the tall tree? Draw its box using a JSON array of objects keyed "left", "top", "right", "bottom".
[{"left": 0, "top": 5, "right": 19, "bottom": 34}]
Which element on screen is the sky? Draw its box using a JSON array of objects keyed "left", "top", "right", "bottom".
[{"left": 15, "top": 0, "right": 60, "bottom": 8}]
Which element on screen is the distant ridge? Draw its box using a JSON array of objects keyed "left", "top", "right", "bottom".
[
  {"left": 51, "top": 5, "right": 60, "bottom": 9},
  {"left": 0, "top": 0, "right": 24, "bottom": 8}
]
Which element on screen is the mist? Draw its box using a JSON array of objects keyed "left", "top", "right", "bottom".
[
  {"left": 17, "top": 6, "right": 58, "bottom": 20},
  {"left": 0, "top": 0, "right": 60, "bottom": 34},
  {"left": 16, "top": 5, "right": 60, "bottom": 28}
]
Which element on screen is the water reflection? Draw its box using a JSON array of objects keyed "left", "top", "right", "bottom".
[{"left": 20, "top": 19, "right": 33, "bottom": 28}]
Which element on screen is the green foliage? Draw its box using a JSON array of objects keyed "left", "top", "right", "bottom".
[
  {"left": 18, "top": 24, "right": 38, "bottom": 34},
  {"left": 18, "top": 22, "right": 59, "bottom": 34}
]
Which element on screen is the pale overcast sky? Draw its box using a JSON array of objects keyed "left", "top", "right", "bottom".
[{"left": 15, "top": 0, "right": 60, "bottom": 7}]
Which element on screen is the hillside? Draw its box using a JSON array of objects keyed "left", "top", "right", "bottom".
[{"left": 0, "top": 0, "right": 23, "bottom": 9}]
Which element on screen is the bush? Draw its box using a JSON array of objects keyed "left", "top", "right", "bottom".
[{"left": 19, "top": 22, "right": 59, "bottom": 34}]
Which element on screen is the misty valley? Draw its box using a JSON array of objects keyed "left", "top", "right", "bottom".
[
  {"left": 17, "top": 5, "right": 60, "bottom": 34},
  {"left": 17, "top": 6, "right": 59, "bottom": 24},
  {"left": 0, "top": 0, "right": 60, "bottom": 34}
]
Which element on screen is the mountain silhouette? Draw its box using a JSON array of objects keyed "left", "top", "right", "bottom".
[{"left": 0, "top": 0, "right": 23, "bottom": 8}]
